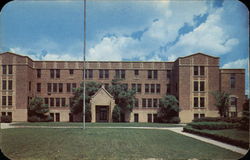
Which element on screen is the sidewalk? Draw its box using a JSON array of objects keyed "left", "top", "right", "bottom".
[{"left": 166, "top": 127, "right": 248, "bottom": 155}]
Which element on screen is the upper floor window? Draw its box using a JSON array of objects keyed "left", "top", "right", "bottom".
[
  {"left": 142, "top": 98, "right": 147, "bottom": 108},
  {"left": 2, "top": 80, "right": 6, "bottom": 90},
  {"left": 194, "top": 66, "right": 204, "bottom": 76},
  {"left": 56, "top": 69, "right": 60, "bottom": 78},
  {"left": 134, "top": 70, "right": 139, "bottom": 76},
  {"left": 156, "top": 84, "right": 160, "bottom": 93},
  {"left": 153, "top": 98, "right": 158, "bottom": 108},
  {"left": 230, "top": 74, "right": 236, "bottom": 89},
  {"left": 194, "top": 97, "right": 198, "bottom": 107},
  {"left": 200, "top": 81, "right": 205, "bottom": 91},
  {"left": 37, "top": 69, "right": 41, "bottom": 78},
  {"left": 99, "top": 69, "right": 108, "bottom": 79},
  {"left": 193, "top": 81, "right": 205, "bottom": 92},
  {"left": 200, "top": 97, "right": 205, "bottom": 108},
  {"left": 69, "top": 69, "right": 74, "bottom": 75},
  {"left": 194, "top": 81, "right": 199, "bottom": 91},
  {"left": 37, "top": 83, "right": 41, "bottom": 92},
  {"left": 29, "top": 81, "right": 31, "bottom": 91},
  {"left": 50, "top": 69, "right": 55, "bottom": 78},
  {"left": 147, "top": 99, "right": 152, "bottom": 108},
  {"left": 8, "top": 80, "right": 12, "bottom": 90},
  {"left": 151, "top": 84, "right": 155, "bottom": 93},
  {"left": 2, "top": 65, "right": 7, "bottom": 74},
  {"left": 53, "top": 83, "right": 57, "bottom": 92},
  {"left": 85, "top": 69, "right": 93, "bottom": 79},
  {"left": 67, "top": 83, "right": 71, "bottom": 92},
  {"left": 148, "top": 70, "right": 158, "bottom": 79},
  {"left": 59, "top": 83, "right": 63, "bottom": 93},
  {"left": 8, "top": 65, "right": 13, "bottom": 74},
  {"left": 145, "top": 84, "right": 149, "bottom": 93},
  {"left": 132, "top": 84, "right": 141, "bottom": 93},
  {"left": 115, "top": 69, "right": 125, "bottom": 79},
  {"left": 47, "top": 83, "right": 52, "bottom": 92},
  {"left": 2, "top": 96, "right": 6, "bottom": 106},
  {"left": 134, "top": 98, "right": 139, "bottom": 108}
]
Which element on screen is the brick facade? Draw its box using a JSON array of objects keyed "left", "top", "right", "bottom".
[{"left": 0, "top": 52, "right": 246, "bottom": 123}]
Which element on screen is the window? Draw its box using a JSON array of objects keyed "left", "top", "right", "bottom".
[
  {"left": 230, "top": 97, "right": 237, "bottom": 106},
  {"left": 134, "top": 70, "right": 139, "bottom": 76},
  {"left": 53, "top": 83, "right": 57, "bottom": 92},
  {"left": 194, "top": 81, "right": 198, "bottom": 91},
  {"left": 2, "top": 96, "right": 6, "bottom": 105},
  {"left": 151, "top": 84, "right": 155, "bottom": 93},
  {"left": 67, "top": 83, "right": 71, "bottom": 92},
  {"left": 200, "top": 97, "right": 205, "bottom": 108},
  {"left": 148, "top": 70, "right": 157, "bottom": 79},
  {"left": 200, "top": 114, "right": 205, "bottom": 118},
  {"left": 56, "top": 98, "right": 60, "bottom": 107},
  {"left": 153, "top": 114, "right": 157, "bottom": 123},
  {"left": 59, "top": 83, "right": 63, "bottom": 93},
  {"left": 44, "top": 98, "right": 49, "bottom": 105},
  {"left": 29, "top": 81, "right": 31, "bottom": 91},
  {"left": 37, "top": 83, "right": 41, "bottom": 92},
  {"left": 200, "top": 66, "right": 204, "bottom": 75},
  {"left": 37, "top": 69, "right": 41, "bottom": 78},
  {"left": 2, "top": 65, "right": 7, "bottom": 74},
  {"left": 145, "top": 84, "right": 149, "bottom": 93},
  {"left": 2, "top": 112, "right": 6, "bottom": 116},
  {"left": 47, "top": 83, "right": 52, "bottom": 92},
  {"left": 8, "top": 65, "right": 12, "bottom": 74},
  {"left": 132, "top": 83, "right": 136, "bottom": 91},
  {"left": 50, "top": 69, "right": 54, "bottom": 78},
  {"left": 7, "top": 112, "right": 12, "bottom": 119},
  {"left": 137, "top": 84, "right": 141, "bottom": 93},
  {"left": 56, "top": 69, "right": 60, "bottom": 78},
  {"left": 61, "top": 98, "right": 66, "bottom": 107},
  {"left": 194, "top": 66, "right": 199, "bottom": 75},
  {"left": 153, "top": 99, "right": 158, "bottom": 108},
  {"left": 134, "top": 98, "right": 139, "bottom": 108},
  {"left": 156, "top": 84, "right": 160, "bottom": 93},
  {"left": 153, "top": 70, "right": 158, "bottom": 79},
  {"left": 115, "top": 70, "right": 125, "bottom": 79},
  {"left": 72, "top": 83, "right": 76, "bottom": 92},
  {"left": 194, "top": 113, "right": 199, "bottom": 119},
  {"left": 99, "top": 69, "right": 108, "bottom": 79},
  {"left": 50, "top": 98, "right": 54, "bottom": 107},
  {"left": 148, "top": 70, "right": 152, "bottom": 79},
  {"left": 85, "top": 69, "right": 93, "bottom": 79},
  {"left": 8, "top": 96, "right": 12, "bottom": 106},
  {"left": 194, "top": 97, "right": 198, "bottom": 108},
  {"left": 230, "top": 74, "right": 236, "bottom": 89},
  {"left": 134, "top": 113, "right": 139, "bottom": 122},
  {"left": 167, "top": 84, "right": 171, "bottom": 94},
  {"left": 142, "top": 99, "right": 147, "bottom": 108},
  {"left": 104, "top": 69, "right": 109, "bottom": 79},
  {"left": 148, "top": 99, "right": 152, "bottom": 108},
  {"left": 69, "top": 69, "right": 74, "bottom": 75},
  {"left": 147, "top": 114, "right": 152, "bottom": 123},
  {"left": 167, "top": 70, "right": 171, "bottom": 79},
  {"left": 8, "top": 80, "right": 12, "bottom": 90},
  {"left": 121, "top": 70, "right": 125, "bottom": 79},
  {"left": 200, "top": 81, "right": 205, "bottom": 91},
  {"left": 2, "top": 80, "right": 6, "bottom": 90}
]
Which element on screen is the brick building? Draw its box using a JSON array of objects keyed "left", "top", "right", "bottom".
[{"left": 0, "top": 52, "right": 245, "bottom": 123}]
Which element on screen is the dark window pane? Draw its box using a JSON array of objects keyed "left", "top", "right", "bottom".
[
  {"left": 8, "top": 96, "right": 12, "bottom": 105},
  {"left": 8, "top": 65, "right": 12, "bottom": 74},
  {"left": 200, "top": 66, "right": 204, "bottom": 75},
  {"left": 37, "top": 69, "right": 41, "bottom": 78},
  {"left": 200, "top": 114, "right": 205, "bottom": 118},
  {"left": 50, "top": 69, "right": 54, "bottom": 78},
  {"left": 156, "top": 84, "right": 160, "bottom": 93},
  {"left": 153, "top": 99, "right": 158, "bottom": 108},
  {"left": 2, "top": 65, "right": 7, "bottom": 74},
  {"left": 61, "top": 98, "right": 66, "bottom": 107},
  {"left": 115, "top": 70, "right": 119, "bottom": 78},
  {"left": 53, "top": 83, "right": 57, "bottom": 92},
  {"left": 194, "top": 66, "right": 199, "bottom": 75},
  {"left": 56, "top": 98, "right": 60, "bottom": 107},
  {"left": 148, "top": 99, "right": 152, "bottom": 107},
  {"left": 145, "top": 84, "right": 149, "bottom": 93},
  {"left": 194, "top": 97, "right": 198, "bottom": 107},
  {"left": 89, "top": 69, "right": 93, "bottom": 78},
  {"left": 167, "top": 70, "right": 171, "bottom": 78},
  {"left": 230, "top": 74, "right": 236, "bottom": 88},
  {"left": 56, "top": 69, "right": 60, "bottom": 78},
  {"left": 142, "top": 99, "right": 147, "bottom": 107},
  {"left": 2, "top": 80, "right": 6, "bottom": 90},
  {"left": 200, "top": 81, "right": 205, "bottom": 91},
  {"left": 134, "top": 70, "right": 139, "bottom": 76},
  {"left": 151, "top": 84, "right": 155, "bottom": 93},
  {"left": 194, "top": 81, "right": 198, "bottom": 91},
  {"left": 2, "top": 96, "right": 6, "bottom": 105},
  {"left": 121, "top": 70, "right": 125, "bottom": 79},
  {"left": 50, "top": 98, "right": 54, "bottom": 107},
  {"left": 99, "top": 70, "right": 103, "bottom": 79},
  {"left": 37, "top": 83, "right": 41, "bottom": 92},
  {"left": 69, "top": 69, "right": 74, "bottom": 75},
  {"left": 105, "top": 70, "right": 109, "bottom": 79},
  {"left": 167, "top": 84, "right": 171, "bottom": 94},
  {"left": 67, "top": 83, "right": 71, "bottom": 92},
  {"left": 29, "top": 81, "right": 31, "bottom": 91},
  {"left": 200, "top": 97, "right": 205, "bottom": 108},
  {"left": 44, "top": 98, "right": 49, "bottom": 105},
  {"left": 137, "top": 84, "right": 141, "bottom": 93},
  {"left": 132, "top": 83, "right": 136, "bottom": 91},
  {"left": 153, "top": 70, "right": 157, "bottom": 79},
  {"left": 194, "top": 113, "right": 199, "bottom": 119},
  {"left": 47, "top": 83, "right": 51, "bottom": 92},
  {"left": 59, "top": 83, "right": 63, "bottom": 92},
  {"left": 147, "top": 114, "right": 152, "bottom": 123},
  {"left": 148, "top": 70, "right": 152, "bottom": 79}
]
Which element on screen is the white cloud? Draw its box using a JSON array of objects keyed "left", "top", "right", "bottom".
[{"left": 222, "top": 58, "right": 248, "bottom": 69}]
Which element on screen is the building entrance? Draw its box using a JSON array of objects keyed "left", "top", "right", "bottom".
[{"left": 96, "top": 106, "right": 109, "bottom": 122}]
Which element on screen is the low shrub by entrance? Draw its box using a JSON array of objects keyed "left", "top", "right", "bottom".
[
  {"left": 187, "top": 122, "right": 240, "bottom": 130},
  {"left": 192, "top": 117, "right": 241, "bottom": 123}
]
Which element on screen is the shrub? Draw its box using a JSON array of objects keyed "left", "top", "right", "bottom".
[
  {"left": 187, "top": 122, "right": 240, "bottom": 130},
  {"left": 1, "top": 115, "right": 12, "bottom": 123},
  {"left": 168, "top": 117, "right": 180, "bottom": 124},
  {"left": 28, "top": 115, "right": 53, "bottom": 122},
  {"left": 183, "top": 126, "right": 249, "bottom": 149},
  {"left": 192, "top": 117, "right": 241, "bottom": 123},
  {"left": 112, "top": 105, "right": 121, "bottom": 122}
]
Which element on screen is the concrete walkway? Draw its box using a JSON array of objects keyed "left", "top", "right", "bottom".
[{"left": 1, "top": 123, "right": 248, "bottom": 155}]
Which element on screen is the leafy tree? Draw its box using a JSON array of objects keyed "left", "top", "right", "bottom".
[
  {"left": 211, "top": 91, "right": 230, "bottom": 117},
  {"left": 70, "top": 81, "right": 101, "bottom": 122},
  {"left": 108, "top": 79, "right": 136, "bottom": 122},
  {"left": 28, "top": 97, "right": 50, "bottom": 121},
  {"left": 112, "top": 105, "right": 121, "bottom": 122},
  {"left": 157, "top": 95, "right": 180, "bottom": 123},
  {"left": 240, "top": 99, "right": 249, "bottom": 130}
]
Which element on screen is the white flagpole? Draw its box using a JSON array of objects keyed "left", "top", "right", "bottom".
[{"left": 83, "top": 0, "right": 86, "bottom": 129}]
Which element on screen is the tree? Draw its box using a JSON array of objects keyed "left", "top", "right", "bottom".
[
  {"left": 157, "top": 95, "right": 180, "bottom": 123},
  {"left": 240, "top": 99, "right": 249, "bottom": 130},
  {"left": 108, "top": 79, "right": 136, "bottom": 122},
  {"left": 28, "top": 97, "right": 50, "bottom": 122},
  {"left": 70, "top": 81, "right": 101, "bottom": 122},
  {"left": 112, "top": 105, "right": 121, "bottom": 122},
  {"left": 211, "top": 91, "right": 230, "bottom": 117}
]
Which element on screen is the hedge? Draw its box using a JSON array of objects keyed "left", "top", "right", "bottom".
[
  {"left": 183, "top": 126, "right": 249, "bottom": 149},
  {"left": 187, "top": 122, "right": 240, "bottom": 130},
  {"left": 192, "top": 117, "right": 241, "bottom": 123}
]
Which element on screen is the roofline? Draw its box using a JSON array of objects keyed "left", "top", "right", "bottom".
[{"left": 177, "top": 52, "right": 219, "bottom": 60}]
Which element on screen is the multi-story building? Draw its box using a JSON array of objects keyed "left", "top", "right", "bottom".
[{"left": 0, "top": 52, "right": 246, "bottom": 123}]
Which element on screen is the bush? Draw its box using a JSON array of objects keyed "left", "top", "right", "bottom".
[
  {"left": 187, "top": 122, "right": 239, "bottom": 130},
  {"left": 183, "top": 126, "right": 249, "bottom": 149},
  {"left": 1, "top": 115, "right": 12, "bottom": 123},
  {"left": 192, "top": 117, "right": 241, "bottom": 123},
  {"left": 28, "top": 115, "right": 53, "bottom": 122},
  {"left": 112, "top": 105, "right": 120, "bottom": 122},
  {"left": 168, "top": 117, "right": 180, "bottom": 123}
]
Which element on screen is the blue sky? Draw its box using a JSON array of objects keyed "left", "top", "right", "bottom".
[{"left": 0, "top": 0, "right": 249, "bottom": 95}]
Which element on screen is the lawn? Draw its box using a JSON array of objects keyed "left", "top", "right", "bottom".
[
  {"left": 1, "top": 128, "right": 243, "bottom": 160},
  {"left": 11, "top": 122, "right": 183, "bottom": 127}
]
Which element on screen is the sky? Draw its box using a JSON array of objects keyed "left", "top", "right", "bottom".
[{"left": 0, "top": 0, "right": 249, "bottom": 95}]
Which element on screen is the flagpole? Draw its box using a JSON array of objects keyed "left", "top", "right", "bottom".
[{"left": 83, "top": 0, "right": 86, "bottom": 129}]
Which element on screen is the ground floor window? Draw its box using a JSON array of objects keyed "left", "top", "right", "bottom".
[
  {"left": 134, "top": 113, "right": 139, "bottom": 122},
  {"left": 153, "top": 114, "right": 157, "bottom": 123},
  {"left": 230, "top": 112, "right": 237, "bottom": 117},
  {"left": 194, "top": 113, "right": 205, "bottom": 119},
  {"left": 147, "top": 114, "right": 152, "bottom": 123}
]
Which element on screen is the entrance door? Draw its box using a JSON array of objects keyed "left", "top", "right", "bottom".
[
  {"left": 96, "top": 106, "right": 109, "bottom": 122},
  {"left": 55, "top": 113, "right": 60, "bottom": 122}
]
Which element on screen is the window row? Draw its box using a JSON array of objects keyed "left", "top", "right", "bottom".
[
  {"left": 134, "top": 113, "right": 157, "bottom": 123},
  {"left": 36, "top": 69, "right": 162, "bottom": 80},
  {"left": 2, "top": 65, "right": 13, "bottom": 75},
  {"left": 142, "top": 98, "right": 160, "bottom": 108},
  {"left": 193, "top": 81, "right": 205, "bottom": 92},
  {"left": 193, "top": 113, "right": 205, "bottom": 119},
  {"left": 46, "top": 83, "right": 77, "bottom": 93},
  {"left": 194, "top": 66, "right": 204, "bottom": 76},
  {"left": 2, "top": 80, "right": 12, "bottom": 90},
  {"left": 193, "top": 97, "right": 205, "bottom": 108},
  {"left": 44, "top": 97, "right": 67, "bottom": 107},
  {"left": 1, "top": 96, "right": 12, "bottom": 106},
  {"left": 145, "top": 84, "right": 161, "bottom": 93}
]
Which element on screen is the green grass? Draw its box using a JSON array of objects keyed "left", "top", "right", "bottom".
[
  {"left": 11, "top": 122, "right": 183, "bottom": 127},
  {"left": 203, "top": 129, "right": 249, "bottom": 143},
  {"left": 1, "top": 128, "right": 243, "bottom": 160}
]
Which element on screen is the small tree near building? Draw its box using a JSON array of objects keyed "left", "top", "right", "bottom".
[
  {"left": 157, "top": 95, "right": 180, "bottom": 123},
  {"left": 28, "top": 97, "right": 51, "bottom": 122},
  {"left": 211, "top": 91, "right": 230, "bottom": 117}
]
